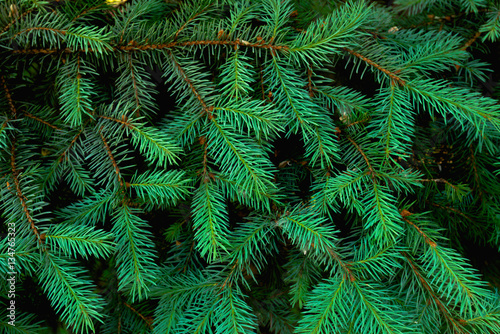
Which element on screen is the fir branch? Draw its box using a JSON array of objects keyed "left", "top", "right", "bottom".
[
  {"left": 56, "top": 189, "right": 115, "bottom": 225},
  {"left": 99, "top": 127, "right": 124, "bottom": 188},
  {"left": 1, "top": 75, "right": 16, "bottom": 118},
  {"left": 57, "top": 55, "right": 96, "bottom": 127},
  {"left": 98, "top": 114, "right": 181, "bottom": 167},
  {"left": 59, "top": 126, "right": 85, "bottom": 162},
  {"left": 10, "top": 26, "right": 66, "bottom": 40},
  {"left": 112, "top": 204, "right": 159, "bottom": 302},
  {"left": 344, "top": 47, "right": 406, "bottom": 86},
  {"left": 191, "top": 182, "right": 230, "bottom": 262},
  {"left": 123, "top": 302, "right": 154, "bottom": 329},
  {"left": 296, "top": 277, "right": 350, "bottom": 333},
  {"left": 10, "top": 143, "right": 41, "bottom": 242},
  {"left": 11, "top": 38, "right": 290, "bottom": 54},
  {"left": 402, "top": 251, "right": 466, "bottom": 332},
  {"left": 43, "top": 223, "right": 115, "bottom": 260},
  {"left": 347, "top": 136, "right": 376, "bottom": 179},
  {"left": 128, "top": 169, "right": 191, "bottom": 209},
  {"left": 128, "top": 54, "right": 140, "bottom": 115},
  {"left": 39, "top": 253, "right": 105, "bottom": 333},
  {"left": 23, "top": 111, "right": 60, "bottom": 130},
  {"left": 429, "top": 202, "right": 475, "bottom": 223},
  {"left": 401, "top": 211, "right": 437, "bottom": 247},
  {"left": 167, "top": 50, "right": 209, "bottom": 111},
  {"left": 0, "top": 7, "right": 33, "bottom": 35}
]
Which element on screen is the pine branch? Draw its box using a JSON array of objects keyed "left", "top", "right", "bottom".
[
  {"left": 344, "top": 47, "right": 407, "bottom": 86},
  {"left": 9, "top": 143, "right": 41, "bottom": 242},
  {"left": 402, "top": 251, "right": 466, "bottom": 333},
  {"left": 128, "top": 169, "right": 191, "bottom": 209},
  {"left": 39, "top": 253, "right": 105, "bottom": 333},
  {"left": 1, "top": 76, "right": 16, "bottom": 118},
  {"left": 42, "top": 223, "right": 115, "bottom": 260},
  {"left": 191, "top": 182, "right": 230, "bottom": 262},
  {"left": 99, "top": 127, "right": 124, "bottom": 188},
  {"left": 112, "top": 204, "right": 159, "bottom": 302},
  {"left": 23, "top": 111, "right": 59, "bottom": 130}
]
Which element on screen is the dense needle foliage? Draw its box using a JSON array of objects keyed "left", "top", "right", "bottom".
[{"left": 1, "top": 0, "right": 500, "bottom": 333}]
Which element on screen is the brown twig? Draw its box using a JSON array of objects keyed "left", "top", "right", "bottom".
[
  {"left": 1, "top": 8, "right": 33, "bottom": 34},
  {"left": 23, "top": 112, "right": 60, "bottom": 130},
  {"left": 168, "top": 50, "right": 208, "bottom": 112},
  {"left": 59, "top": 127, "right": 85, "bottom": 163},
  {"left": 420, "top": 178, "right": 459, "bottom": 191},
  {"left": 98, "top": 115, "right": 133, "bottom": 129},
  {"left": 347, "top": 136, "right": 376, "bottom": 180},
  {"left": 1, "top": 76, "right": 17, "bottom": 118},
  {"left": 429, "top": 202, "right": 475, "bottom": 223},
  {"left": 400, "top": 213, "right": 437, "bottom": 248},
  {"left": 327, "top": 247, "right": 356, "bottom": 282},
  {"left": 10, "top": 143, "right": 42, "bottom": 243},
  {"left": 123, "top": 302, "right": 153, "bottom": 329},
  {"left": 402, "top": 252, "right": 466, "bottom": 332},
  {"left": 344, "top": 48, "right": 406, "bottom": 86},
  {"left": 10, "top": 26, "right": 66, "bottom": 40},
  {"left": 12, "top": 38, "right": 289, "bottom": 55},
  {"left": 99, "top": 127, "right": 124, "bottom": 187}
]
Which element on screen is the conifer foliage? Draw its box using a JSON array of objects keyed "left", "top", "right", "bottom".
[{"left": 1, "top": 0, "right": 500, "bottom": 333}]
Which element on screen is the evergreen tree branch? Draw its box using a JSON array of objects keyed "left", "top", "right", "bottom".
[
  {"left": 112, "top": 204, "right": 159, "bottom": 302},
  {"left": 39, "top": 253, "right": 105, "bottom": 333},
  {"left": 23, "top": 111, "right": 60, "bottom": 130},
  {"left": 9, "top": 143, "right": 41, "bottom": 242},
  {"left": 98, "top": 127, "right": 124, "bottom": 188},
  {"left": 1, "top": 76, "right": 16, "bottom": 118},
  {"left": 43, "top": 223, "right": 115, "bottom": 260},
  {"left": 402, "top": 251, "right": 466, "bottom": 333},
  {"left": 344, "top": 48, "right": 406, "bottom": 86},
  {"left": 191, "top": 181, "right": 230, "bottom": 262}
]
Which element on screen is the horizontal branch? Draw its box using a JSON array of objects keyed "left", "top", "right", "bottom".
[
  {"left": 429, "top": 202, "right": 475, "bottom": 223},
  {"left": 11, "top": 38, "right": 289, "bottom": 55}
]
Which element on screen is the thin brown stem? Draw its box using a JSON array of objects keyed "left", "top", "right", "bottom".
[
  {"left": 429, "top": 202, "right": 474, "bottom": 223},
  {"left": 400, "top": 213, "right": 437, "bottom": 248},
  {"left": 10, "top": 26, "right": 66, "bottom": 40},
  {"left": 461, "top": 31, "right": 481, "bottom": 51},
  {"left": 59, "top": 127, "right": 85, "bottom": 162},
  {"left": 23, "top": 112, "right": 60, "bottom": 130},
  {"left": 344, "top": 48, "right": 406, "bottom": 86},
  {"left": 307, "top": 64, "right": 314, "bottom": 97},
  {"left": 1, "top": 76, "right": 17, "bottom": 118},
  {"left": 168, "top": 50, "right": 209, "bottom": 113},
  {"left": 347, "top": 136, "right": 376, "bottom": 180},
  {"left": 402, "top": 252, "right": 466, "bottom": 332},
  {"left": 327, "top": 247, "right": 356, "bottom": 282},
  {"left": 123, "top": 302, "right": 153, "bottom": 329},
  {"left": 420, "top": 178, "right": 459, "bottom": 191},
  {"left": 10, "top": 143, "right": 41, "bottom": 242},
  {"left": 12, "top": 39, "right": 289, "bottom": 55},
  {"left": 98, "top": 115, "right": 134, "bottom": 129},
  {"left": 99, "top": 127, "right": 124, "bottom": 187},
  {"left": 1, "top": 8, "right": 33, "bottom": 34}
]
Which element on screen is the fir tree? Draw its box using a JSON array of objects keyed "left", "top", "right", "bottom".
[{"left": 1, "top": 0, "right": 500, "bottom": 333}]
